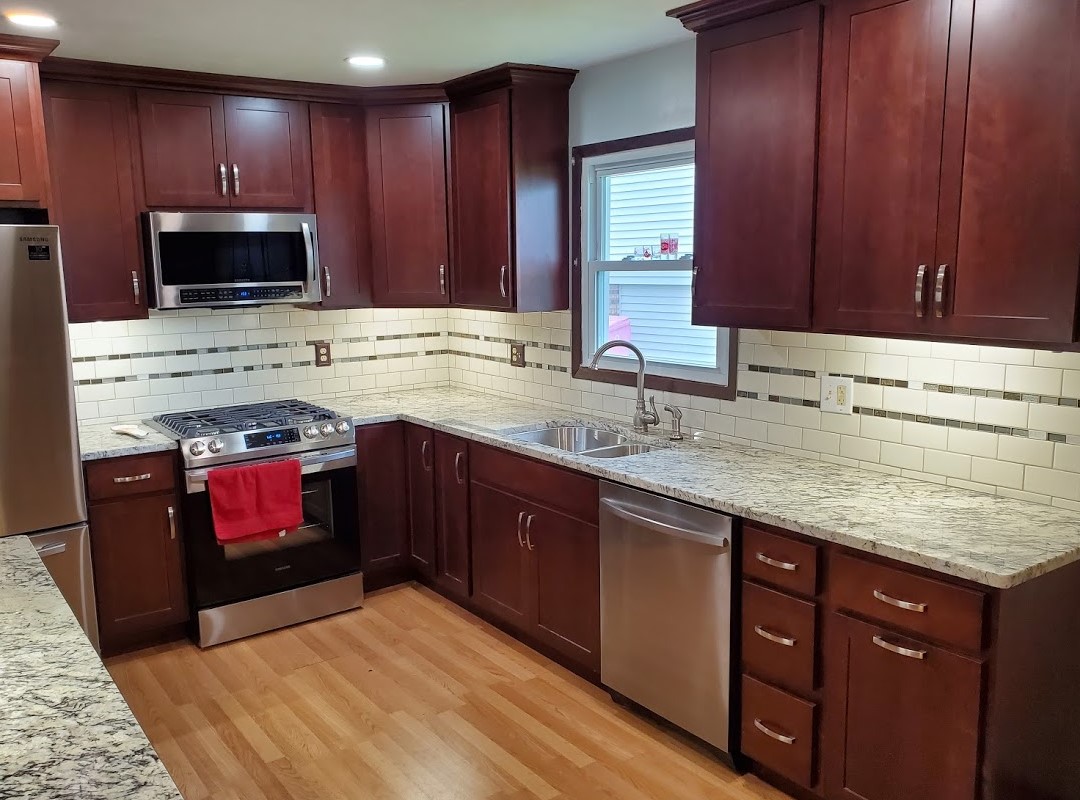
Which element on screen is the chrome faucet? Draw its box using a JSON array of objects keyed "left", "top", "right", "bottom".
[{"left": 586, "top": 340, "right": 660, "bottom": 433}]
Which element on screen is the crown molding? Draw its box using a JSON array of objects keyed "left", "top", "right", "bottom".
[
  {"left": 667, "top": 0, "right": 811, "bottom": 31},
  {"left": 0, "top": 33, "right": 59, "bottom": 63}
]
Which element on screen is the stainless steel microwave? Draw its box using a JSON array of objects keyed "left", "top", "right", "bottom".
[{"left": 143, "top": 212, "right": 322, "bottom": 309}]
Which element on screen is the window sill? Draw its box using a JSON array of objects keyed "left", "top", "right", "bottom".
[{"left": 573, "top": 365, "right": 737, "bottom": 401}]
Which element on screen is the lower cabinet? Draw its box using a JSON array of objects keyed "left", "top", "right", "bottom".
[
  {"left": 85, "top": 453, "right": 187, "bottom": 655},
  {"left": 434, "top": 433, "right": 470, "bottom": 600},
  {"left": 405, "top": 424, "right": 437, "bottom": 578},
  {"left": 824, "top": 614, "right": 982, "bottom": 800},
  {"left": 470, "top": 482, "right": 532, "bottom": 628},
  {"left": 356, "top": 422, "right": 409, "bottom": 589}
]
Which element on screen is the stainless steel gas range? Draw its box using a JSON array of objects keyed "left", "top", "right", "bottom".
[{"left": 148, "top": 400, "right": 362, "bottom": 647}]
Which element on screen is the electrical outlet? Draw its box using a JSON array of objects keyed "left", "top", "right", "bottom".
[
  {"left": 314, "top": 342, "right": 332, "bottom": 367},
  {"left": 820, "top": 375, "right": 855, "bottom": 415},
  {"left": 509, "top": 342, "right": 526, "bottom": 368}
]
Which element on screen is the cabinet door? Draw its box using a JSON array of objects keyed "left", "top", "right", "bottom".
[
  {"left": 470, "top": 482, "right": 532, "bottom": 630},
  {"left": 223, "top": 95, "right": 311, "bottom": 209},
  {"left": 89, "top": 493, "right": 187, "bottom": 652},
  {"left": 356, "top": 422, "right": 409, "bottom": 588},
  {"left": 366, "top": 103, "right": 450, "bottom": 305},
  {"left": 814, "top": 0, "right": 952, "bottom": 336},
  {"left": 529, "top": 504, "right": 600, "bottom": 673},
  {"left": 450, "top": 89, "right": 513, "bottom": 309},
  {"left": 405, "top": 425, "right": 437, "bottom": 578},
  {"left": 0, "top": 59, "right": 45, "bottom": 202},
  {"left": 137, "top": 89, "right": 229, "bottom": 207},
  {"left": 934, "top": 0, "right": 1080, "bottom": 342},
  {"left": 434, "top": 434, "right": 471, "bottom": 600},
  {"left": 691, "top": 5, "right": 820, "bottom": 330},
  {"left": 310, "top": 102, "right": 372, "bottom": 308},
  {"left": 824, "top": 614, "right": 982, "bottom": 800},
  {"left": 43, "top": 81, "right": 146, "bottom": 323}
]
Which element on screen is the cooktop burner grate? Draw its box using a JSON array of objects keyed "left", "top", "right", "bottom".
[{"left": 153, "top": 400, "right": 337, "bottom": 439}]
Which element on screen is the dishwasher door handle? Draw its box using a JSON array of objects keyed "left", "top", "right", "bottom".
[{"left": 600, "top": 498, "right": 729, "bottom": 549}]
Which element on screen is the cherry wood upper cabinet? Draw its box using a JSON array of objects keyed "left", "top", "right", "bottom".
[
  {"left": 814, "top": 0, "right": 952, "bottom": 336},
  {"left": 687, "top": 4, "right": 821, "bottom": 330},
  {"left": 137, "top": 89, "right": 310, "bottom": 209},
  {"left": 43, "top": 81, "right": 147, "bottom": 323},
  {"left": 137, "top": 90, "right": 230, "bottom": 208},
  {"left": 310, "top": 103, "right": 372, "bottom": 308},
  {"left": 0, "top": 37, "right": 56, "bottom": 205},
  {"left": 366, "top": 103, "right": 450, "bottom": 306},
  {"left": 446, "top": 65, "right": 576, "bottom": 312},
  {"left": 934, "top": 0, "right": 1080, "bottom": 342},
  {"left": 824, "top": 613, "right": 982, "bottom": 800},
  {"left": 222, "top": 95, "right": 310, "bottom": 209}
]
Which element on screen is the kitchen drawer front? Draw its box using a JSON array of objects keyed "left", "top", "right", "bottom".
[
  {"left": 742, "top": 525, "right": 819, "bottom": 596},
  {"left": 86, "top": 452, "right": 177, "bottom": 502},
  {"left": 830, "top": 552, "right": 986, "bottom": 653},
  {"left": 742, "top": 581, "right": 817, "bottom": 696},
  {"left": 470, "top": 443, "right": 598, "bottom": 524},
  {"left": 741, "top": 674, "right": 817, "bottom": 789}
]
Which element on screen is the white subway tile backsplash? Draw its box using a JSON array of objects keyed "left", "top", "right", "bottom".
[
  {"left": 953, "top": 360, "right": 1005, "bottom": 390},
  {"left": 947, "top": 427, "right": 998, "bottom": 458},
  {"left": 1024, "top": 467, "right": 1080, "bottom": 501},
  {"left": 997, "top": 435, "right": 1054, "bottom": 467},
  {"left": 880, "top": 442, "right": 923, "bottom": 471},
  {"left": 825, "top": 350, "right": 865, "bottom": 375},
  {"left": 924, "top": 449, "right": 972, "bottom": 480},
  {"left": 926, "top": 392, "right": 977, "bottom": 422},
  {"left": 840, "top": 435, "right": 880, "bottom": 463},
  {"left": 865, "top": 353, "right": 907, "bottom": 380},
  {"left": 973, "top": 396, "right": 1028, "bottom": 428},
  {"left": 1029, "top": 403, "right": 1080, "bottom": 437},
  {"left": 971, "top": 457, "right": 1024, "bottom": 490},
  {"left": 1004, "top": 365, "right": 1063, "bottom": 396},
  {"left": 859, "top": 414, "right": 902, "bottom": 443}
]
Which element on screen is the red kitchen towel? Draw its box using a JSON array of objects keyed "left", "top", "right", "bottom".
[{"left": 207, "top": 459, "right": 303, "bottom": 544}]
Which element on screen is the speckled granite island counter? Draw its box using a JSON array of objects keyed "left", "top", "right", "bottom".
[
  {"left": 82, "top": 386, "right": 1080, "bottom": 589},
  {"left": 0, "top": 535, "right": 181, "bottom": 799}
]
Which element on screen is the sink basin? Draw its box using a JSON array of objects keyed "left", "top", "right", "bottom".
[
  {"left": 580, "top": 443, "right": 654, "bottom": 458},
  {"left": 510, "top": 426, "right": 627, "bottom": 452}
]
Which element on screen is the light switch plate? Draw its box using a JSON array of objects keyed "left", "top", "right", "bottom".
[
  {"left": 820, "top": 375, "right": 855, "bottom": 415},
  {"left": 510, "top": 342, "right": 526, "bottom": 368}
]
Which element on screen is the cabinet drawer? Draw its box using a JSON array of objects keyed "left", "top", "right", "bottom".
[
  {"left": 743, "top": 525, "right": 819, "bottom": 596},
  {"left": 86, "top": 453, "right": 176, "bottom": 502},
  {"left": 741, "top": 674, "right": 816, "bottom": 789},
  {"left": 830, "top": 552, "right": 986, "bottom": 653},
  {"left": 470, "top": 444, "right": 598, "bottom": 524},
  {"left": 742, "top": 581, "right": 817, "bottom": 696}
]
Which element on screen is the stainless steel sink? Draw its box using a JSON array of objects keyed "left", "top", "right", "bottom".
[
  {"left": 510, "top": 426, "right": 627, "bottom": 452},
  {"left": 580, "top": 443, "right": 654, "bottom": 458}
]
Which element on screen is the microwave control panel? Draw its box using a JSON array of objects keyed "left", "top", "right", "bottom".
[{"left": 179, "top": 285, "right": 303, "bottom": 304}]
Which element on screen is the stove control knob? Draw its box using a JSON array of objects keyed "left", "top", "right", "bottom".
[
  {"left": 189, "top": 441, "right": 206, "bottom": 457},
  {"left": 207, "top": 439, "right": 224, "bottom": 454},
  {"left": 303, "top": 425, "right": 320, "bottom": 439},
  {"left": 335, "top": 421, "right": 351, "bottom": 435},
  {"left": 319, "top": 422, "right": 335, "bottom": 438}
]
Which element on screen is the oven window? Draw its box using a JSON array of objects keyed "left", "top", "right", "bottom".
[
  {"left": 221, "top": 479, "right": 335, "bottom": 561},
  {"left": 158, "top": 231, "right": 308, "bottom": 286}
]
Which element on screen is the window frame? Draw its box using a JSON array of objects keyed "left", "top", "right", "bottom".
[{"left": 571, "top": 128, "right": 738, "bottom": 401}]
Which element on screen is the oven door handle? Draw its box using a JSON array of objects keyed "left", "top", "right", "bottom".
[{"left": 184, "top": 446, "right": 357, "bottom": 494}]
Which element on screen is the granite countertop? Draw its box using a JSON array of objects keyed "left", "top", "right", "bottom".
[
  {"left": 79, "top": 422, "right": 177, "bottom": 462},
  {"left": 82, "top": 387, "right": 1080, "bottom": 588},
  {"left": 0, "top": 535, "right": 181, "bottom": 799}
]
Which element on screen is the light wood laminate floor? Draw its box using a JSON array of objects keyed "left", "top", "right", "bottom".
[{"left": 107, "top": 584, "right": 792, "bottom": 800}]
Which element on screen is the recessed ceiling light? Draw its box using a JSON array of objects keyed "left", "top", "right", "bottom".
[
  {"left": 346, "top": 55, "right": 385, "bottom": 70},
  {"left": 4, "top": 11, "right": 57, "bottom": 27}
]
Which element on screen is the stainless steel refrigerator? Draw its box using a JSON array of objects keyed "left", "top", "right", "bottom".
[{"left": 0, "top": 225, "right": 99, "bottom": 650}]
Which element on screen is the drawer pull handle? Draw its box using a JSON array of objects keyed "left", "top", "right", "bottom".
[
  {"left": 756, "top": 552, "right": 798, "bottom": 572},
  {"left": 754, "top": 625, "right": 796, "bottom": 647},
  {"left": 753, "top": 719, "right": 796, "bottom": 745},
  {"left": 874, "top": 589, "right": 927, "bottom": 613},
  {"left": 113, "top": 473, "right": 152, "bottom": 484},
  {"left": 873, "top": 635, "right": 927, "bottom": 660}
]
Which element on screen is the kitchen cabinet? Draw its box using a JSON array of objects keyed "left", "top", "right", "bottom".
[
  {"left": 84, "top": 453, "right": 186, "bottom": 655},
  {"left": 469, "top": 443, "right": 600, "bottom": 674},
  {"left": 405, "top": 424, "right": 437, "bottom": 578},
  {"left": 366, "top": 103, "right": 450, "bottom": 306},
  {"left": 356, "top": 422, "right": 409, "bottom": 590},
  {"left": 434, "top": 433, "right": 470, "bottom": 600},
  {"left": 688, "top": 3, "right": 820, "bottom": 330},
  {"left": 42, "top": 80, "right": 146, "bottom": 323},
  {"left": 824, "top": 614, "right": 982, "bottom": 800},
  {"left": 310, "top": 102, "right": 372, "bottom": 308},
  {"left": 0, "top": 56, "right": 48, "bottom": 204},
  {"left": 446, "top": 65, "right": 576, "bottom": 312},
  {"left": 136, "top": 89, "right": 311, "bottom": 209}
]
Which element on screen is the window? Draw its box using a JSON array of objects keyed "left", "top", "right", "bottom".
[{"left": 577, "top": 135, "right": 732, "bottom": 394}]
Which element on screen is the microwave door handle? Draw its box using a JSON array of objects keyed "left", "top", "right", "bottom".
[{"left": 301, "top": 222, "right": 316, "bottom": 286}]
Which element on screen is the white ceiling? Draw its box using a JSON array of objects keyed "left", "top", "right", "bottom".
[{"left": 1, "top": 0, "right": 692, "bottom": 85}]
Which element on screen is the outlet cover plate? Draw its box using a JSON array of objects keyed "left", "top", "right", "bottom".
[
  {"left": 510, "top": 342, "right": 526, "bottom": 368},
  {"left": 314, "top": 342, "right": 332, "bottom": 367},
  {"left": 820, "top": 375, "right": 854, "bottom": 415}
]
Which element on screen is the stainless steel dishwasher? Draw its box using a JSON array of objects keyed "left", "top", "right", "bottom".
[{"left": 599, "top": 481, "right": 733, "bottom": 754}]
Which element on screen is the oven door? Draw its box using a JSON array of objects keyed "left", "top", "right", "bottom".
[
  {"left": 144, "top": 211, "right": 322, "bottom": 309},
  {"left": 183, "top": 449, "right": 360, "bottom": 609}
]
